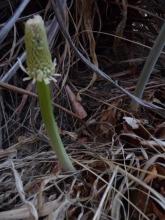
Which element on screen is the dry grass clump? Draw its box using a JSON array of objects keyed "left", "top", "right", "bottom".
[{"left": 0, "top": 0, "right": 164, "bottom": 219}]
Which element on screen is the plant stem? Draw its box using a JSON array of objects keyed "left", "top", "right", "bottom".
[
  {"left": 24, "top": 15, "right": 75, "bottom": 172},
  {"left": 36, "top": 81, "right": 75, "bottom": 172},
  {"left": 131, "top": 22, "right": 165, "bottom": 110}
]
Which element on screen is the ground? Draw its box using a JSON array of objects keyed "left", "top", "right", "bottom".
[{"left": 0, "top": 0, "right": 165, "bottom": 220}]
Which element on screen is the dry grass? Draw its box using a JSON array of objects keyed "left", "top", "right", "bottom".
[{"left": 0, "top": 0, "right": 165, "bottom": 219}]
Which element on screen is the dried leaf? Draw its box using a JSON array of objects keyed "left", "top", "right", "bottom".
[
  {"left": 100, "top": 106, "right": 117, "bottom": 126},
  {"left": 133, "top": 163, "right": 165, "bottom": 220},
  {"left": 144, "top": 166, "right": 158, "bottom": 183},
  {"left": 97, "top": 105, "right": 117, "bottom": 138},
  {"left": 66, "top": 85, "right": 87, "bottom": 119},
  {"left": 123, "top": 116, "right": 150, "bottom": 139},
  {"left": 123, "top": 116, "right": 140, "bottom": 129},
  {"left": 155, "top": 122, "right": 165, "bottom": 139}
]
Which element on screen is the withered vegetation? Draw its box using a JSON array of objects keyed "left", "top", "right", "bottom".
[{"left": 0, "top": 1, "right": 164, "bottom": 219}]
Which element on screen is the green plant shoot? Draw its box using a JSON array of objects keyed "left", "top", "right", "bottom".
[
  {"left": 25, "top": 15, "right": 75, "bottom": 172},
  {"left": 131, "top": 22, "right": 165, "bottom": 110}
]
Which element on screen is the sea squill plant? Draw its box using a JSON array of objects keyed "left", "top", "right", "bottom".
[{"left": 25, "top": 15, "right": 75, "bottom": 172}]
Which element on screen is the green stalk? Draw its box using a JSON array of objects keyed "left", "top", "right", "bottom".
[
  {"left": 36, "top": 81, "right": 75, "bottom": 172},
  {"left": 131, "top": 22, "right": 165, "bottom": 110},
  {"left": 25, "top": 15, "right": 75, "bottom": 172}
]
